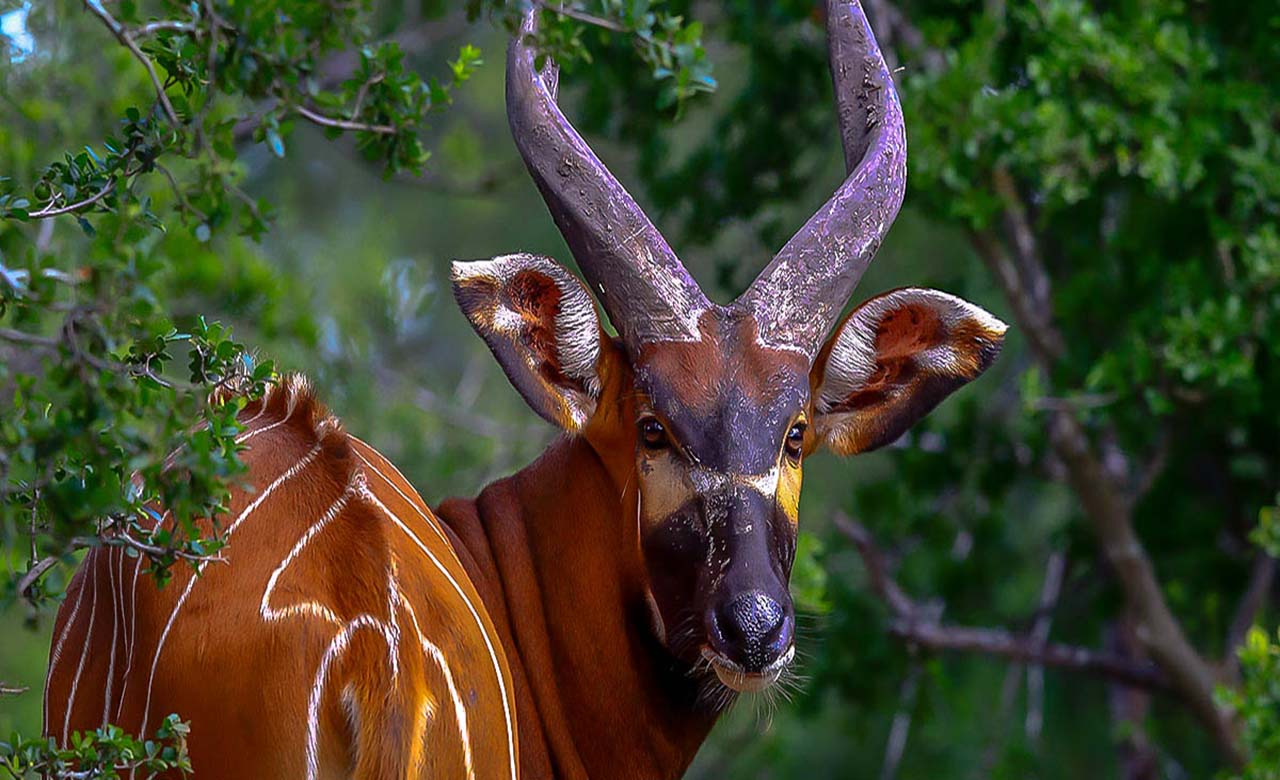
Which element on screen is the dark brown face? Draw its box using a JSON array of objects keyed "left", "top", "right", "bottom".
[
  {"left": 630, "top": 314, "right": 810, "bottom": 694},
  {"left": 454, "top": 254, "right": 1007, "bottom": 701},
  {"left": 456, "top": 0, "right": 1008, "bottom": 714}
]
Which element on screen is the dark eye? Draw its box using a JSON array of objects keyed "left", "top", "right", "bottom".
[
  {"left": 784, "top": 422, "right": 806, "bottom": 461},
  {"left": 639, "top": 417, "right": 669, "bottom": 450}
]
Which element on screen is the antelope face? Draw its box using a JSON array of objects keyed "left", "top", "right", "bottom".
[
  {"left": 453, "top": 0, "right": 1008, "bottom": 699},
  {"left": 454, "top": 255, "right": 1006, "bottom": 695},
  {"left": 628, "top": 316, "right": 809, "bottom": 691}
]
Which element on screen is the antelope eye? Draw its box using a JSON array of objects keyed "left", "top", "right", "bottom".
[
  {"left": 784, "top": 422, "right": 806, "bottom": 461},
  {"left": 639, "top": 418, "right": 669, "bottom": 450}
]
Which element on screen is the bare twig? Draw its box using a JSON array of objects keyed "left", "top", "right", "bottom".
[
  {"left": 133, "top": 20, "right": 196, "bottom": 37},
  {"left": 1107, "top": 622, "right": 1160, "bottom": 780},
  {"left": 0, "top": 682, "right": 29, "bottom": 697},
  {"left": 968, "top": 231, "right": 1065, "bottom": 366},
  {"left": 1025, "top": 552, "right": 1066, "bottom": 741},
  {"left": 537, "top": 1, "right": 627, "bottom": 33},
  {"left": 863, "top": 0, "right": 947, "bottom": 74},
  {"left": 27, "top": 179, "right": 117, "bottom": 219},
  {"left": 888, "top": 618, "right": 1171, "bottom": 692},
  {"left": 1029, "top": 393, "right": 1118, "bottom": 412},
  {"left": 15, "top": 555, "right": 61, "bottom": 599},
  {"left": 294, "top": 106, "right": 397, "bottom": 135},
  {"left": 155, "top": 163, "right": 208, "bottom": 221},
  {"left": 115, "top": 528, "right": 226, "bottom": 567},
  {"left": 992, "top": 166, "right": 1053, "bottom": 312},
  {"left": 1131, "top": 431, "right": 1171, "bottom": 502},
  {"left": 880, "top": 664, "right": 921, "bottom": 780},
  {"left": 833, "top": 512, "right": 914, "bottom": 617}
]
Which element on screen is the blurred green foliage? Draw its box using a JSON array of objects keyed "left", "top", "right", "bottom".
[
  {"left": 1, "top": 0, "right": 1278, "bottom": 778},
  {"left": 1221, "top": 627, "right": 1280, "bottom": 780}
]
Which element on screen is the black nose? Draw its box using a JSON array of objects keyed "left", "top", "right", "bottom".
[{"left": 709, "top": 590, "right": 793, "bottom": 672}]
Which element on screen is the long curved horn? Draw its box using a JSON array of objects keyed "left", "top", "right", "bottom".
[
  {"left": 731, "top": 0, "right": 907, "bottom": 360},
  {"left": 506, "top": 10, "right": 710, "bottom": 349}
]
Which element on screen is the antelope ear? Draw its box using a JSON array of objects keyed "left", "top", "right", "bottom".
[
  {"left": 811, "top": 288, "right": 1007, "bottom": 455},
  {"left": 452, "top": 253, "right": 606, "bottom": 432}
]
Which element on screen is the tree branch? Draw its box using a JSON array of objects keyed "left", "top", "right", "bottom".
[
  {"left": 85, "top": 1, "right": 182, "bottom": 128},
  {"left": 132, "top": 20, "right": 196, "bottom": 37},
  {"left": 1047, "top": 411, "right": 1242, "bottom": 763},
  {"left": 14, "top": 555, "right": 61, "bottom": 599},
  {"left": 1025, "top": 551, "right": 1066, "bottom": 740},
  {"left": 833, "top": 513, "right": 915, "bottom": 617},
  {"left": 863, "top": 0, "right": 947, "bottom": 74},
  {"left": 864, "top": 21, "right": 1237, "bottom": 757},
  {"left": 966, "top": 157, "right": 1242, "bottom": 765},
  {"left": 834, "top": 514, "right": 1173, "bottom": 693},
  {"left": 1224, "top": 551, "right": 1276, "bottom": 679},
  {"left": 0, "top": 327, "right": 57, "bottom": 348},
  {"left": 0, "top": 682, "right": 29, "bottom": 697},
  {"left": 537, "top": 1, "right": 627, "bottom": 33},
  {"left": 888, "top": 618, "right": 1172, "bottom": 692}
]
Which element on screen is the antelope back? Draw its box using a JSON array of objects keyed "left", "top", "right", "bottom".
[{"left": 44, "top": 377, "right": 519, "bottom": 779}]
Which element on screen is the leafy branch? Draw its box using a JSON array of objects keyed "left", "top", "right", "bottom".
[{"left": 0, "top": 714, "right": 192, "bottom": 779}]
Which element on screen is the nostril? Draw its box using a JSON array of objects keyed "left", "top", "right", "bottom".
[
  {"left": 705, "top": 601, "right": 726, "bottom": 646},
  {"left": 764, "top": 612, "right": 794, "bottom": 657},
  {"left": 714, "top": 590, "right": 790, "bottom": 671}
]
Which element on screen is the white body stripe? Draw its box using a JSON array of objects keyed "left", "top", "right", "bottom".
[
  {"left": 102, "top": 549, "right": 121, "bottom": 725},
  {"left": 137, "top": 443, "right": 322, "bottom": 740},
  {"left": 304, "top": 614, "right": 392, "bottom": 780},
  {"left": 44, "top": 564, "right": 89, "bottom": 735},
  {"left": 259, "top": 486, "right": 357, "bottom": 628},
  {"left": 78, "top": 402, "right": 509, "bottom": 779},
  {"left": 62, "top": 551, "right": 99, "bottom": 744},
  {"left": 115, "top": 509, "right": 167, "bottom": 722},
  {"left": 403, "top": 598, "right": 476, "bottom": 779},
  {"left": 360, "top": 484, "right": 517, "bottom": 780}
]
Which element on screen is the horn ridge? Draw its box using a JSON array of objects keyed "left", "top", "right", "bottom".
[
  {"left": 506, "top": 10, "right": 710, "bottom": 349},
  {"left": 732, "top": 0, "right": 907, "bottom": 361}
]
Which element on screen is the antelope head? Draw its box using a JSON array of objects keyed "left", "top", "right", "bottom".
[{"left": 452, "top": 0, "right": 1006, "bottom": 698}]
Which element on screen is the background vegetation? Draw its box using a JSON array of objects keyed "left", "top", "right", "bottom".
[{"left": 1, "top": 0, "right": 1278, "bottom": 777}]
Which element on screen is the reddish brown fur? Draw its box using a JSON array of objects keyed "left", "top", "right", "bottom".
[
  {"left": 636, "top": 312, "right": 810, "bottom": 415},
  {"left": 44, "top": 284, "right": 1003, "bottom": 779},
  {"left": 45, "top": 378, "right": 516, "bottom": 779}
]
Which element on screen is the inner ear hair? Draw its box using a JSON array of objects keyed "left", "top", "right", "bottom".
[
  {"left": 451, "top": 253, "right": 606, "bottom": 431},
  {"left": 813, "top": 287, "right": 1007, "bottom": 454}
]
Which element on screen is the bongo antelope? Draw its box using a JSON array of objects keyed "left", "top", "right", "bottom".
[{"left": 44, "top": 1, "right": 1006, "bottom": 777}]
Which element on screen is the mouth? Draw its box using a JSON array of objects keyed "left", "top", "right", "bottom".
[{"left": 700, "top": 645, "right": 795, "bottom": 693}]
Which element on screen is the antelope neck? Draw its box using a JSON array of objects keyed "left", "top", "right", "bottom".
[{"left": 435, "top": 435, "right": 718, "bottom": 780}]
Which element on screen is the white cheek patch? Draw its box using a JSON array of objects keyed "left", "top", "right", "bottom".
[
  {"left": 688, "top": 465, "right": 780, "bottom": 498},
  {"left": 639, "top": 454, "right": 782, "bottom": 529}
]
